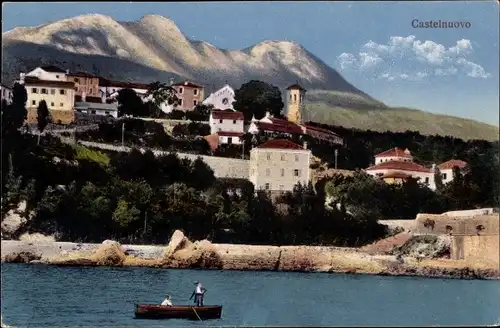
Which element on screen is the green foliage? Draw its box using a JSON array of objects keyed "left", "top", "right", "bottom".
[
  {"left": 1, "top": 83, "right": 28, "bottom": 139},
  {"left": 74, "top": 145, "right": 110, "bottom": 166},
  {"left": 186, "top": 104, "right": 213, "bottom": 121},
  {"left": 233, "top": 80, "right": 285, "bottom": 120},
  {"left": 113, "top": 199, "right": 141, "bottom": 228},
  {"left": 36, "top": 100, "right": 51, "bottom": 134},
  {"left": 146, "top": 81, "right": 179, "bottom": 118}
]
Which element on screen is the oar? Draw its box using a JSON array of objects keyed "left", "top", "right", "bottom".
[{"left": 192, "top": 308, "right": 202, "bottom": 321}]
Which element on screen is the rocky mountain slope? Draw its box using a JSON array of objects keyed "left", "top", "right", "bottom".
[{"left": 2, "top": 14, "right": 498, "bottom": 140}]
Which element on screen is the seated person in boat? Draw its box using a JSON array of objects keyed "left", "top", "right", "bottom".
[
  {"left": 190, "top": 281, "right": 207, "bottom": 306},
  {"left": 161, "top": 295, "right": 173, "bottom": 306}
]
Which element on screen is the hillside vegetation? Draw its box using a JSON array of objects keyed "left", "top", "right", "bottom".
[{"left": 304, "top": 90, "right": 499, "bottom": 141}]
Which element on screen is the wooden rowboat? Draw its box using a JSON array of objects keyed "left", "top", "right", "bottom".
[{"left": 134, "top": 304, "right": 223, "bottom": 320}]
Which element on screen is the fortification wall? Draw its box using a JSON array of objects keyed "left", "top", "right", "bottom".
[
  {"left": 76, "top": 140, "right": 249, "bottom": 179},
  {"left": 27, "top": 109, "right": 75, "bottom": 125},
  {"left": 452, "top": 235, "right": 500, "bottom": 266}
]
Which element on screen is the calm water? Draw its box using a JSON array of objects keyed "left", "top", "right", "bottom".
[{"left": 1, "top": 263, "right": 499, "bottom": 327}]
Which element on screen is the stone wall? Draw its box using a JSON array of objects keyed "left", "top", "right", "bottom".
[
  {"left": 27, "top": 109, "right": 75, "bottom": 125},
  {"left": 76, "top": 140, "right": 250, "bottom": 179},
  {"left": 452, "top": 235, "right": 500, "bottom": 266}
]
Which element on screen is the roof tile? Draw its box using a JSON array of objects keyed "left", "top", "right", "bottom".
[
  {"left": 257, "top": 139, "right": 305, "bottom": 150},
  {"left": 366, "top": 160, "right": 431, "bottom": 173}
]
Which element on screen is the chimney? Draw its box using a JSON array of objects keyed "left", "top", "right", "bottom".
[{"left": 303, "top": 141, "right": 308, "bottom": 149}]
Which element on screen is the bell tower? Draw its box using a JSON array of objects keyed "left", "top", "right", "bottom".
[{"left": 286, "top": 83, "right": 306, "bottom": 124}]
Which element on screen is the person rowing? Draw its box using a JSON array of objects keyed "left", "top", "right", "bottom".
[{"left": 190, "top": 281, "right": 207, "bottom": 307}]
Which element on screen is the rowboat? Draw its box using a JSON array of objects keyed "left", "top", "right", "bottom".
[{"left": 134, "top": 304, "right": 223, "bottom": 320}]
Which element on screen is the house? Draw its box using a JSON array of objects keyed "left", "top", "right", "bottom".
[
  {"left": 171, "top": 80, "right": 205, "bottom": 111},
  {"left": 202, "top": 84, "right": 235, "bottom": 110},
  {"left": 209, "top": 110, "right": 245, "bottom": 145},
  {"left": 374, "top": 147, "right": 413, "bottom": 164},
  {"left": 23, "top": 76, "right": 76, "bottom": 124},
  {"left": 437, "top": 159, "right": 468, "bottom": 184},
  {"left": 248, "top": 112, "right": 303, "bottom": 137},
  {"left": 75, "top": 101, "right": 119, "bottom": 118},
  {"left": 99, "top": 78, "right": 150, "bottom": 103},
  {"left": 20, "top": 65, "right": 69, "bottom": 83},
  {"left": 1, "top": 84, "right": 13, "bottom": 104},
  {"left": 249, "top": 139, "right": 311, "bottom": 194},
  {"left": 67, "top": 71, "right": 101, "bottom": 102},
  {"left": 286, "top": 83, "right": 307, "bottom": 124},
  {"left": 300, "top": 124, "right": 343, "bottom": 145},
  {"left": 365, "top": 158, "right": 435, "bottom": 189}
]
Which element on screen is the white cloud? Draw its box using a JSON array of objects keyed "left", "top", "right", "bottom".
[{"left": 337, "top": 35, "right": 489, "bottom": 80}]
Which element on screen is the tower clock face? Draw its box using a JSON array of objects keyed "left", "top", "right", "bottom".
[{"left": 222, "top": 98, "right": 229, "bottom": 105}]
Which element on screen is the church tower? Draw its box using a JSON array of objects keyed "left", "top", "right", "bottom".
[{"left": 286, "top": 83, "right": 306, "bottom": 124}]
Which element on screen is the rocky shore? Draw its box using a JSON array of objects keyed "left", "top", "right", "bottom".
[{"left": 1, "top": 230, "right": 498, "bottom": 280}]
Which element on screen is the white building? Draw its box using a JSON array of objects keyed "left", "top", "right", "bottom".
[
  {"left": 202, "top": 84, "right": 235, "bottom": 110},
  {"left": 374, "top": 147, "right": 413, "bottom": 164},
  {"left": 1, "top": 84, "right": 13, "bottom": 104},
  {"left": 247, "top": 112, "right": 303, "bottom": 137},
  {"left": 437, "top": 159, "right": 468, "bottom": 184},
  {"left": 99, "top": 78, "right": 149, "bottom": 104},
  {"left": 249, "top": 139, "right": 311, "bottom": 193},
  {"left": 75, "top": 102, "right": 119, "bottom": 118},
  {"left": 20, "top": 65, "right": 69, "bottom": 83},
  {"left": 209, "top": 110, "right": 245, "bottom": 145}
]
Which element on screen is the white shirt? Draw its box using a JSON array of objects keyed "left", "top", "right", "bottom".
[
  {"left": 161, "top": 299, "right": 173, "bottom": 306},
  {"left": 195, "top": 284, "right": 203, "bottom": 294}
]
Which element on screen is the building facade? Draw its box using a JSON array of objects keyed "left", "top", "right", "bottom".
[
  {"left": 248, "top": 112, "right": 303, "bottom": 137},
  {"left": 172, "top": 81, "right": 205, "bottom": 111},
  {"left": 75, "top": 102, "right": 119, "bottom": 118},
  {"left": 23, "top": 76, "right": 76, "bottom": 124},
  {"left": 209, "top": 110, "right": 245, "bottom": 145},
  {"left": 99, "top": 78, "right": 149, "bottom": 103},
  {"left": 1, "top": 85, "right": 13, "bottom": 104},
  {"left": 374, "top": 147, "right": 413, "bottom": 164},
  {"left": 67, "top": 72, "right": 100, "bottom": 102},
  {"left": 202, "top": 84, "right": 235, "bottom": 110},
  {"left": 437, "top": 159, "right": 468, "bottom": 184},
  {"left": 286, "top": 83, "right": 306, "bottom": 124},
  {"left": 249, "top": 139, "right": 311, "bottom": 193}
]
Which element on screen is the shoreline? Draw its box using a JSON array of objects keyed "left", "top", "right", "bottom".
[{"left": 2, "top": 236, "right": 498, "bottom": 280}]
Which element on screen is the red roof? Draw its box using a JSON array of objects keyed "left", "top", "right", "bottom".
[
  {"left": 217, "top": 131, "right": 244, "bottom": 137},
  {"left": 99, "top": 78, "right": 150, "bottom": 90},
  {"left": 256, "top": 122, "right": 303, "bottom": 135},
  {"left": 375, "top": 147, "right": 412, "bottom": 158},
  {"left": 382, "top": 171, "right": 412, "bottom": 179},
  {"left": 211, "top": 110, "right": 244, "bottom": 120},
  {"left": 172, "top": 80, "right": 203, "bottom": 88},
  {"left": 366, "top": 160, "right": 431, "bottom": 173},
  {"left": 257, "top": 139, "right": 305, "bottom": 150},
  {"left": 23, "top": 76, "right": 75, "bottom": 88},
  {"left": 438, "top": 159, "right": 467, "bottom": 170},
  {"left": 286, "top": 83, "right": 306, "bottom": 91}
]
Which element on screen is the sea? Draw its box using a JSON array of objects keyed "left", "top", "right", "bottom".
[{"left": 1, "top": 263, "right": 499, "bottom": 327}]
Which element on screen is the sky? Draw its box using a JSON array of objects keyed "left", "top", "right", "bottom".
[{"left": 2, "top": 1, "right": 499, "bottom": 125}]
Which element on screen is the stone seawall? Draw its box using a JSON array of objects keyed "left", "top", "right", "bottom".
[{"left": 61, "top": 139, "right": 250, "bottom": 179}]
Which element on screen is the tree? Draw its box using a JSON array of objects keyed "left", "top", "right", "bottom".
[
  {"left": 2, "top": 83, "right": 28, "bottom": 138},
  {"left": 36, "top": 100, "right": 51, "bottom": 144},
  {"left": 233, "top": 80, "right": 284, "bottom": 120},
  {"left": 186, "top": 104, "right": 213, "bottom": 121},
  {"left": 146, "top": 82, "right": 179, "bottom": 118},
  {"left": 117, "top": 88, "right": 144, "bottom": 117}
]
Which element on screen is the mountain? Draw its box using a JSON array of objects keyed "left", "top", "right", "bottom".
[{"left": 2, "top": 14, "right": 498, "bottom": 141}]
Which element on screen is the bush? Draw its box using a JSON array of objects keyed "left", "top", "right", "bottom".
[{"left": 166, "top": 110, "right": 185, "bottom": 120}]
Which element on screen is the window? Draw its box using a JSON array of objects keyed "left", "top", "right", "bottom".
[
  {"left": 442, "top": 173, "right": 447, "bottom": 180},
  {"left": 32, "top": 100, "right": 36, "bottom": 105},
  {"left": 295, "top": 154, "right": 299, "bottom": 162},
  {"left": 59, "top": 89, "right": 66, "bottom": 95},
  {"left": 178, "top": 99, "right": 183, "bottom": 106},
  {"left": 294, "top": 169, "right": 300, "bottom": 177},
  {"left": 193, "top": 89, "right": 198, "bottom": 95},
  {"left": 425, "top": 177, "right": 429, "bottom": 184},
  {"left": 266, "top": 153, "right": 271, "bottom": 160},
  {"left": 219, "top": 119, "right": 223, "bottom": 123},
  {"left": 193, "top": 100, "right": 198, "bottom": 106},
  {"left": 281, "top": 154, "right": 285, "bottom": 161},
  {"left": 265, "top": 183, "right": 270, "bottom": 190},
  {"left": 91, "top": 110, "right": 96, "bottom": 114},
  {"left": 227, "top": 137, "right": 232, "bottom": 144},
  {"left": 50, "top": 102, "right": 54, "bottom": 107},
  {"left": 50, "top": 89, "right": 55, "bottom": 95},
  {"left": 74, "top": 78, "right": 80, "bottom": 83},
  {"left": 280, "top": 168, "right": 284, "bottom": 177},
  {"left": 289, "top": 94, "right": 292, "bottom": 101},
  {"left": 56, "top": 75, "right": 59, "bottom": 78},
  {"left": 105, "top": 111, "right": 110, "bottom": 115},
  {"left": 279, "top": 184, "right": 284, "bottom": 190},
  {"left": 60, "top": 103, "right": 64, "bottom": 107},
  {"left": 218, "top": 128, "right": 222, "bottom": 132},
  {"left": 41, "top": 88, "right": 47, "bottom": 94},
  {"left": 31, "top": 88, "right": 38, "bottom": 93},
  {"left": 266, "top": 168, "right": 270, "bottom": 176},
  {"left": 294, "top": 94, "right": 297, "bottom": 102},
  {"left": 179, "top": 87, "right": 183, "bottom": 94}
]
